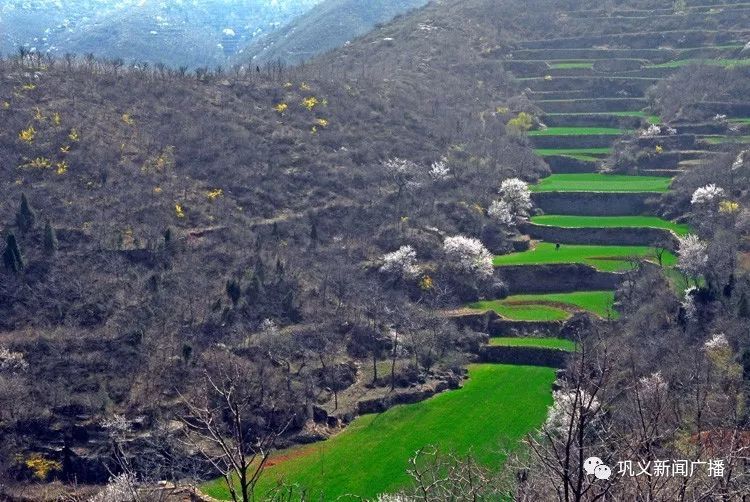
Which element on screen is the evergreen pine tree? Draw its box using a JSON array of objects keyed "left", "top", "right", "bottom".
[
  {"left": 15, "top": 194, "right": 36, "bottom": 233},
  {"left": 739, "top": 291, "right": 749, "bottom": 319},
  {"left": 310, "top": 219, "right": 318, "bottom": 246},
  {"left": 226, "top": 279, "right": 242, "bottom": 305},
  {"left": 2, "top": 233, "right": 24, "bottom": 273},
  {"left": 43, "top": 221, "right": 58, "bottom": 254}
]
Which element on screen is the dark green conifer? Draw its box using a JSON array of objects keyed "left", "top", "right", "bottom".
[
  {"left": 2, "top": 233, "right": 24, "bottom": 273},
  {"left": 43, "top": 221, "right": 58, "bottom": 254},
  {"left": 15, "top": 194, "right": 36, "bottom": 233},
  {"left": 226, "top": 279, "right": 242, "bottom": 305}
]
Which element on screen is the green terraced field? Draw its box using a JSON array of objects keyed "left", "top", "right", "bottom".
[
  {"left": 549, "top": 61, "right": 594, "bottom": 69},
  {"left": 528, "top": 127, "right": 625, "bottom": 136},
  {"left": 533, "top": 147, "right": 612, "bottom": 161},
  {"left": 530, "top": 215, "right": 689, "bottom": 235},
  {"left": 204, "top": 364, "right": 557, "bottom": 500},
  {"left": 649, "top": 58, "right": 750, "bottom": 69},
  {"left": 530, "top": 173, "right": 671, "bottom": 192},
  {"left": 470, "top": 291, "right": 617, "bottom": 320},
  {"left": 489, "top": 337, "right": 577, "bottom": 351},
  {"left": 493, "top": 242, "right": 675, "bottom": 272},
  {"left": 703, "top": 135, "right": 750, "bottom": 145},
  {"left": 728, "top": 118, "right": 750, "bottom": 124}
]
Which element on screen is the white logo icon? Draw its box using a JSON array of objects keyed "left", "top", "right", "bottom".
[{"left": 584, "top": 457, "right": 612, "bottom": 480}]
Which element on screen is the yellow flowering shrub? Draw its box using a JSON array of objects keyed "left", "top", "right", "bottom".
[
  {"left": 56, "top": 161, "right": 69, "bottom": 175},
  {"left": 22, "top": 157, "right": 52, "bottom": 169},
  {"left": 33, "top": 107, "right": 44, "bottom": 121},
  {"left": 207, "top": 188, "right": 224, "bottom": 201},
  {"left": 302, "top": 96, "right": 319, "bottom": 111},
  {"left": 655, "top": 145, "right": 664, "bottom": 154},
  {"left": 419, "top": 275, "right": 434, "bottom": 291},
  {"left": 68, "top": 129, "right": 80, "bottom": 142},
  {"left": 122, "top": 113, "right": 135, "bottom": 125},
  {"left": 19, "top": 126, "right": 36, "bottom": 143},
  {"left": 719, "top": 200, "right": 740, "bottom": 214},
  {"left": 300, "top": 82, "right": 311, "bottom": 91},
  {"left": 24, "top": 454, "right": 61, "bottom": 480},
  {"left": 2, "top": 101, "right": 9, "bottom": 109},
  {"left": 506, "top": 112, "right": 534, "bottom": 133},
  {"left": 21, "top": 83, "right": 37, "bottom": 91},
  {"left": 153, "top": 186, "right": 163, "bottom": 194},
  {"left": 175, "top": 203, "right": 185, "bottom": 218},
  {"left": 60, "top": 144, "right": 71, "bottom": 154},
  {"left": 52, "top": 112, "right": 62, "bottom": 126},
  {"left": 310, "top": 126, "right": 318, "bottom": 134},
  {"left": 274, "top": 102, "right": 288, "bottom": 114},
  {"left": 283, "top": 82, "right": 293, "bottom": 89},
  {"left": 315, "top": 118, "right": 329, "bottom": 127},
  {"left": 496, "top": 106, "right": 510, "bottom": 114}
]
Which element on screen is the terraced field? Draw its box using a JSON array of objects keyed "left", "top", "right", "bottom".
[
  {"left": 530, "top": 215, "right": 689, "bottom": 235},
  {"left": 493, "top": 242, "right": 674, "bottom": 272},
  {"left": 472, "top": 1, "right": 750, "bottom": 324},
  {"left": 488, "top": 337, "right": 577, "bottom": 351},
  {"left": 470, "top": 291, "right": 617, "bottom": 320},
  {"left": 204, "top": 364, "right": 557, "bottom": 500},
  {"left": 530, "top": 173, "right": 671, "bottom": 192}
]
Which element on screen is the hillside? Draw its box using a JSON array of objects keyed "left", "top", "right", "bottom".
[
  {"left": 1, "top": 0, "right": 749, "bottom": 499},
  {"left": 239, "top": 0, "right": 428, "bottom": 65}
]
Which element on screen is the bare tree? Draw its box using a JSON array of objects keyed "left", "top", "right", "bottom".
[{"left": 178, "top": 353, "right": 296, "bottom": 502}]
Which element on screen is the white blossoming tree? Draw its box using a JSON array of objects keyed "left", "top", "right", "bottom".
[
  {"left": 0, "top": 347, "right": 28, "bottom": 373},
  {"left": 676, "top": 234, "right": 709, "bottom": 281},
  {"left": 487, "top": 199, "right": 515, "bottom": 226},
  {"left": 442, "top": 235, "right": 494, "bottom": 284},
  {"left": 380, "top": 245, "right": 420, "bottom": 282},
  {"left": 382, "top": 157, "right": 422, "bottom": 198},
  {"left": 428, "top": 158, "right": 450, "bottom": 182},
  {"left": 690, "top": 184, "right": 726, "bottom": 207},
  {"left": 489, "top": 178, "right": 532, "bottom": 227}
]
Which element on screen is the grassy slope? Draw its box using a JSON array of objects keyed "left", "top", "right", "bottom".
[
  {"left": 470, "top": 291, "right": 617, "bottom": 320},
  {"left": 530, "top": 173, "right": 671, "bottom": 192},
  {"left": 204, "top": 364, "right": 557, "bottom": 500},
  {"left": 530, "top": 215, "right": 689, "bottom": 235},
  {"left": 488, "top": 337, "right": 577, "bottom": 351},
  {"left": 493, "top": 242, "right": 675, "bottom": 272}
]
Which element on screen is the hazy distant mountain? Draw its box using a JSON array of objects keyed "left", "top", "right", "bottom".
[
  {"left": 238, "top": 0, "right": 429, "bottom": 65},
  {"left": 0, "top": 0, "right": 323, "bottom": 68}
]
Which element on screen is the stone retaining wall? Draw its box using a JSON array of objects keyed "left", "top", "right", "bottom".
[
  {"left": 478, "top": 346, "right": 569, "bottom": 368},
  {"left": 497, "top": 264, "right": 622, "bottom": 294},
  {"left": 544, "top": 155, "right": 599, "bottom": 173},
  {"left": 520, "top": 222, "right": 678, "bottom": 248},
  {"left": 531, "top": 191, "right": 656, "bottom": 215},
  {"left": 531, "top": 134, "right": 618, "bottom": 149}
]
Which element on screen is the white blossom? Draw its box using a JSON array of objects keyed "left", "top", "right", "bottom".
[
  {"left": 640, "top": 124, "right": 662, "bottom": 138},
  {"left": 545, "top": 389, "right": 600, "bottom": 438},
  {"left": 382, "top": 157, "right": 421, "bottom": 194},
  {"left": 442, "top": 235, "right": 494, "bottom": 281},
  {"left": 665, "top": 126, "right": 677, "bottom": 135},
  {"left": 638, "top": 371, "right": 668, "bottom": 398},
  {"left": 0, "top": 347, "right": 28, "bottom": 373},
  {"left": 732, "top": 150, "right": 747, "bottom": 171},
  {"left": 380, "top": 245, "right": 420, "bottom": 280},
  {"left": 88, "top": 473, "right": 139, "bottom": 502},
  {"left": 487, "top": 199, "right": 515, "bottom": 226},
  {"left": 677, "top": 235, "right": 708, "bottom": 278},
  {"left": 690, "top": 184, "right": 725, "bottom": 206},
  {"left": 704, "top": 333, "right": 729, "bottom": 351},
  {"left": 101, "top": 414, "right": 132, "bottom": 437},
  {"left": 498, "top": 177, "right": 532, "bottom": 220},
  {"left": 713, "top": 114, "right": 727, "bottom": 122},
  {"left": 375, "top": 494, "right": 413, "bottom": 502},
  {"left": 681, "top": 286, "right": 698, "bottom": 320},
  {"left": 428, "top": 158, "right": 450, "bottom": 182}
]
